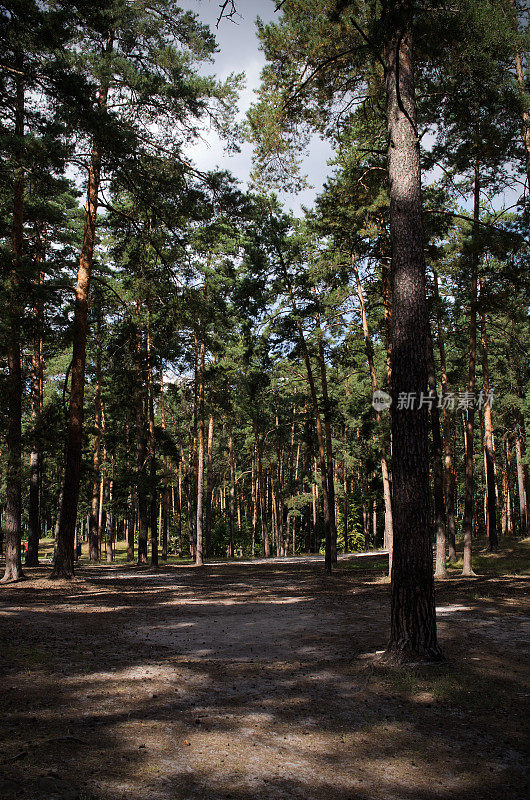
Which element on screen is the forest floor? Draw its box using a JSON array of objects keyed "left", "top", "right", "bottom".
[{"left": 0, "top": 539, "right": 529, "bottom": 800}]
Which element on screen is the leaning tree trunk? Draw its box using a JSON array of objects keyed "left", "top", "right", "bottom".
[
  {"left": 52, "top": 72, "right": 110, "bottom": 579},
  {"left": 461, "top": 158, "right": 480, "bottom": 577},
  {"left": 384, "top": 11, "right": 441, "bottom": 660},
  {"left": 3, "top": 56, "right": 25, "bottom": 584},
  {"left": 480, "top": 312, "right": 498, "bottom": 550}
]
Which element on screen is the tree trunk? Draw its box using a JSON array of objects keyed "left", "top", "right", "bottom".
[
  {"left": 3, "top": 55, "right": 24, "bottom": 583},
  {"left": 515, "top": 427, "right": 528, "bottom": 537},
  {"left": 195, "top": 339, "right": 205, "bottom": 566},
  {"left": 146, "top": 306, "right": 158, "bottom": 568},
  {"left": 384, "top": 12, "right": 440, "bottom": 660},
  {"left": 136, "top": 305, "right": 148, "bottom": 565},
  {"left": 89, "top": 305, "right": 102, "bottom": 562},
  {"left": 427, "top": 324, "right": 447, "bottom": 578},
  {"left": 462, "top": 159, "right": 480, "bottom": 577},
  {"left": 314, "top": 297, "right": 338, "bottom": 564},
  {"left": 228, "top": 427, "right": 236, "bottom": 559},
  {"left": 509, "top": 0, "right": 530, "bottom": 187},
  {"left": 351, "top": 254, "right": 393, "bottom": 569},
  {"left": 27, "top": 266, "right": 44, "bottom": 567},
  {"left": 433, "top": 269, "right": 457, "bottom": 561},
  {"left": 52, "top": 65, "right": 111, "bottom": 579},
  {"left": 105, "top": 471, "right": 113, "bottom": 563},
  {"left": 204, "top": 412, "right": 214, "bottom": 558},
  {"left": 480, "top": 313, "right": 498, "bottom": 550}
]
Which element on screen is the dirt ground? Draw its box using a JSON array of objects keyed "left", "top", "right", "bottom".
[{"left": 0, "top": 553, "right": 529, "bottom": 800}]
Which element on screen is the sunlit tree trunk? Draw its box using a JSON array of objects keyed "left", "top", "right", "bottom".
[{"left": 52, "top": 60, "right": 111, "bottom": 579}]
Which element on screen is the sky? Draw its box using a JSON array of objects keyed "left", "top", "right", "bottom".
[{"left": 180, "top": 0, "right": 335, "bottom": 215}]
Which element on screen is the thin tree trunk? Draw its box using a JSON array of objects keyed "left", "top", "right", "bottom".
[
  {"left": 433, "top": 269, "right": 457, "bottom": 561},
  {"left": 509, "top": 0, "right": 530, "bottom": 187},
  {"left": 351, "top": 254, "right": 393, "bottom": 570},
  {"left": 27, "top": 265, "right": 44, "bottom": 567},
  {"left": 480, "top": 313, "right": 498, "bottom": 550},
  {"left": 136, "top": 304, "right": 148, "bottom": 565},
  {"left": 228, "top": 427, "right": 236, "bottom": 559},
  {"left": 52, "top": 57, "right": 111, "bottom": 578},
  {"left": 384, "top": 13, "right": 441, "bottom": 660},
  {"left": 205, "top": 412, "right": 214, "bottom": 558},
  {"left": 89, "top": 305, "right": 102, "bottom": 562},
  {"left": 462, "top": 158, "right": 480, "bottom": 577},
  {"left": 146, "top": 305, "right": 158, "bottom": 567},
  {"left": 196, "top": 338, "right": 205, "bottom": 566},
  {"left": 515, "top": 428, "right": 528, "bottom": 537},
  {"left": 3, "top": 53, "right": 24, "bottom": 583},
  {"left": 427, "top": 324, "right": 448, "bottom": 578},
  {"left": 313, "top": 295, "right": 338, "bottom": 564}
]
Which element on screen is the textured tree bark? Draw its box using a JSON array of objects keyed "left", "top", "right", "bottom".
[
  {"left": 52, "top": 66, "right": 111, "bottom": 579},
  {"left": 384, "top": 9, "right": 441, "bottom": 660},
  {"left": 427, "top": 324, "right": 448, "bottom": 578},
  {"left": 433, "top": 270, "right": 457, "bottom": 561},
  {"left": 27, "top": 265, "right": 44, "bottom": 567},
  {"left": 461, "top": 159, "right": 480, "bottom": 577},
  {"left": 480, "top": 313, "right": 498, "bottom": 550},
  {"left": 3, "top": 55, "right": 25, "bottom": 583}
]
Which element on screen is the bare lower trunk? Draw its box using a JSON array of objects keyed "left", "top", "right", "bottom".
[{"left": 384, "top": 14, "right": 440, "bottom": 660}]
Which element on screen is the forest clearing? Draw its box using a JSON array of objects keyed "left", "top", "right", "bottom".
[
  {"left": 1, "top": 538, "right": 529, "bottom": 800},
  {"left": 1, "top": 0, "right": 529, "bottom": 797}
]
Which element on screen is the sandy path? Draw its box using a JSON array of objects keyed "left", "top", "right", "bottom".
[{"left": 0, "top": 560, "right": 528, "bottom": 800}]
